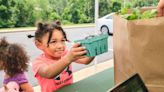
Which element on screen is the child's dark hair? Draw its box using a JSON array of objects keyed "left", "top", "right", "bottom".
[
  {"left": 0, "top": 37, "right": 29, "bottom": 77},
  {"left": 27, "top": 20, "right": 68, "bottom": 47},
  {"left": 54, "top": 20, "right": 61, "bottom": 26}
]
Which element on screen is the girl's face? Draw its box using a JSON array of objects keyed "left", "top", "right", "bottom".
[{"left": 41, "top": 29, "right": 66, "bottom": 59}]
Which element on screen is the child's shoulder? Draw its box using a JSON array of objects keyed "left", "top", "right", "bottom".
[
  {"left": 32, "top": 53, "right": 52, "bottom": 65},
  {"left": 33, "top": 54, "right": 46, "bottom": 62},
  {"left": 4, "top": 73, "right": 28, "bottom": 85}
]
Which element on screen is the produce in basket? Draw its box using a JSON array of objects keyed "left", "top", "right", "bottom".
[{"left": 74, "top": 34, "right": 108, "bottom": 57}]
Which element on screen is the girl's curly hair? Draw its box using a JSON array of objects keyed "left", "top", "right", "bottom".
[{"left": 0, "top": 37, "right": 29, "bottom": 77}]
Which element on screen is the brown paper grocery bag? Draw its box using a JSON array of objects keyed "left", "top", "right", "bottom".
[{"left": 113, "top": 13, "right": 164, "bottom": 92}]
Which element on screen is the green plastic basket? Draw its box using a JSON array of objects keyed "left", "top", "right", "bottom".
[{"left": 74, "top": 34, "right": 108, "bottom": 57}]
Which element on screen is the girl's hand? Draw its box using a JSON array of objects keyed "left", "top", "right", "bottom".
[
  {"left": 157, "top": 0, "right": 164, "bottom": 17},
  {"left": 66, "top": 42, "right": 87, "bottom": 62}
]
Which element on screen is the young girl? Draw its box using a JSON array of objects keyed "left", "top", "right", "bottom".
[
  {"left": 0, "top": 38, "right": 34, "bottom": 92},
  {"left": 28, "top": 21, "right": 94, "bottom": 92}
]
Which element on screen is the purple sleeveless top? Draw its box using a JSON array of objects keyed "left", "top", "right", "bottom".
[{"left": 3, "top": 73, "right": 28, "bottom": 85}]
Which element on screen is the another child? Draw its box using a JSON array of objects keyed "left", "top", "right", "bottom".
[
  {"left": 0, "top": 81, "right": 20, "bottom": 92},
  {"left": 27, "top": 21, "right": 94, "bottom": 92},
  {"left": 0, "top": 38, "right": 34, "bottom": 92}
]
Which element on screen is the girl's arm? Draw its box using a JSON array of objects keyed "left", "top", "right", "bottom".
[
  {"left": 75, "top": 56, "right": 95, "bottom": 64},
  {"left": 37, "top": 42, "right": 87, "bottom": 79},
  {"left": 20, "top": 83, "right": 34, "bottom": 92},
  {"left": 37, "top": 54, "right": 72, "bottom": 79}
]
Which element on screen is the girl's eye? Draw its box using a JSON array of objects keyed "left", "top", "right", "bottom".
[
  {"left": 62, "top": 39, "right": 66, "bottom": 42},
  {"left": 50, "top": 41, "right": 56, "bottom": 43}
]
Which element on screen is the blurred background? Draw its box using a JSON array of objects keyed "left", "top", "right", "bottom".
[{"left": 0, "top": 0, "right": 158, "bottom": 28}]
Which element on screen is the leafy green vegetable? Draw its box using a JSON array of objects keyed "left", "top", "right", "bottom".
[
  {"left": 118, "top": 7, "right": 157, "bottom": 20},
  {"left": 141, "top": 9, "right": 157, "bottom": 19},
  {"left": 118, "top": 7, "right": 129, "bottom": 15}
]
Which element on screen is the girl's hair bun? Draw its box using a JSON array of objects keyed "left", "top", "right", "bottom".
[
  {"left": 27, "top": 34, "right": 35, "bottom": 38},
  {"left": 37, "top": 22, "right": 44, "bottom": 30},
  {"left": 55, "top": 20, "right": 61, "bottom": 26}
]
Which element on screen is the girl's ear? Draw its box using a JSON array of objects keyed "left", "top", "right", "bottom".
[{"left": 35, "top": 40, "right": 44, "bottom": 50}]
